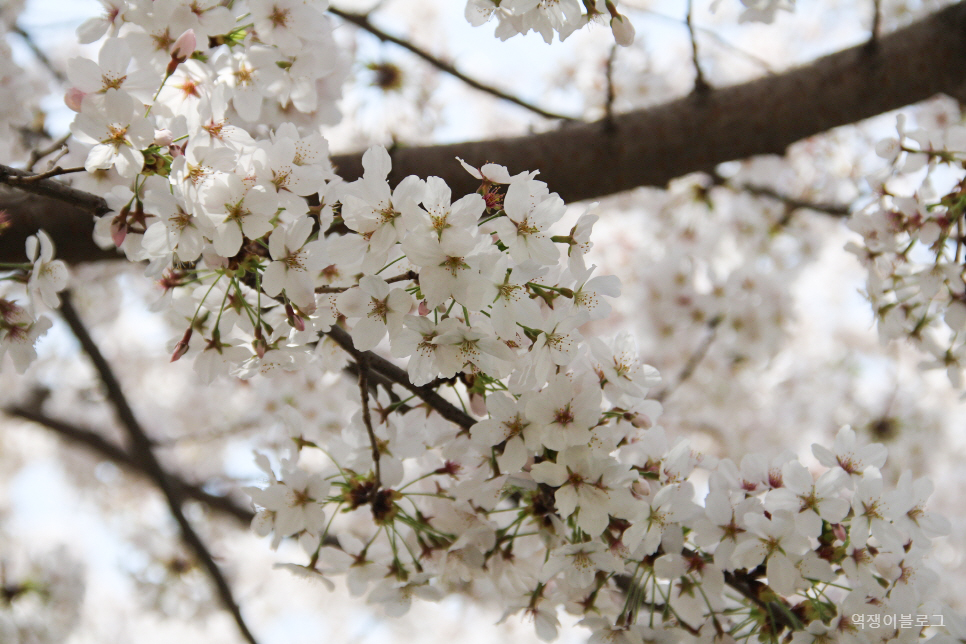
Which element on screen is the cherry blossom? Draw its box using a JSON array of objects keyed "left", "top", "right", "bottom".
[
  {"left": 337, "top": 275, "right": 414, "bottom": 351},
  {"left": 25, "top": 231, "right": 68, "bottom": 311},
  {"left": 70, "top": 88, "right": 154, "bottom": 178},
  {"left": 261, "top": 215, "right": 328, "bottom": 309}
]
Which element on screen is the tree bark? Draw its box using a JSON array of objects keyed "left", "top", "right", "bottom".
[{"left": 3, "top": 1, "right": 966, "bottom": 263}]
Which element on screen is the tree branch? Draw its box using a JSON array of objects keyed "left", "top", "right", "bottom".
[
  {"left": 58, "top": 292, "right": 261, "bottom": 644},
  {"left": 356, "top": 352, "right": 383, "bottom": 494},
  {"left": 3, "top": 1, "right": 966, "bottom": 262},
  {"left": 7, "top": 166, "right": 86, "bottom": 182},
  {"left": 4, "top": 405, "right": 255, "bottom": 526},
  {"left": 26, "top": 134, "right": 71, "bottom": 173},
  {"left": 328, "top": 7, "right": 577, "bottom": 122},
  {"left": 711, "top": 171, "right": 851, "bottom": 218},
  {"left": 685, "top": 0, "right": 709, "bottom": 94},
  {"left": 325, "top": 325, "right": 476, "bottom": 432},
  {"left": 655, "top": 317, "right": 720, "bottom": 404},
  {"left": 634, "top": 7, "right": 777, "bottom": 75},
  {"left": 12, "top": 24, "right": 67, "bottom": 84},
  {"left": 604, "top": 45, "right": 618, "bottom": 130},
  {"left": 0, "top": 164, "right": 110, "bottom": 215}
]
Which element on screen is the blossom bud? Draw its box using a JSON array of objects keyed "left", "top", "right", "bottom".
[
  {"left": 166, "top": 29, "right": 196, "bottom": 76},
  {"left": 833, "top": 523, "right": 847, "bottom": 542},
  {"left": 629, "top": 412, "right": 653, "bottom": 429},
  {"left": 154, "top": 129, "right": 174, "bottom": 146},
  {"left": 170, "top": 29, "right": 197, "bottom": 60},
  {"left": 418, "top": 301, "right": 431, "bottom": 316},
  {"left": 631, "top": 478, "right": 652, "bottom": 498},
  {"left": 64, "top": 87, "right": 86, "bottom": 113},
  {"left": 111, "top": 208, "right": 129, "bottom": 248},
  {"left": 170, "top": 328, "right": 192, "bottom": 362},
  {"left": 253, "top": 327, "right": 267, "bottom": 359},
  {"left": 610, "top": 14, "right": 635, "bottom": 47},
  {"left": 285, "top": 303, "right": 305, "bottom": 332}
]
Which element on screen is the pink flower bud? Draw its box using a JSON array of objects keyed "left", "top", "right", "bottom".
[
  {"left": 170, "top": 328, "right": 193, "bottom": 362},
  {"left": 170, "top": 29, "right": 197, "bottom": 60},
  {"left": 833, "top": 523, "right": 848, "bottom": 542},
  {"left": 253, "top": 337, "right": 267, "bottom": 359},
  {"left": 110, "top": 217, "right": 127, "bottom": 248},
  {"left": 285, "top": 303, "right": 305, "bottom": 332},
  {"left": 65, "top": 87, "right": 87, "bottom": 113},
  {"left": 253, "top": 327, "right": 267, "bottom": 359},
  {"left": 418, "top": 301, "right": 431, "bottom": 316}
]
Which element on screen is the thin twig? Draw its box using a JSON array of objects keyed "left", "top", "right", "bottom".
[
  {"left": 686, "top": 0, "right": 710, "bottom": 94},
  {"left": 655, "top": 317, "right": 720, "bottom": 403},
  {"left": 711, "top": 171, "right": 851, "bottom": 218},
  {"left": 12, "top": 25, "right": 67, "bottom": 83},
  {"left": 629, "top": 5, "right": 776, "bottom": 75},
  {"left": 315, "top": 270, "right": 417, "bottom": 293},
  {"left": 329, "top": 7, "right": 577, "bottom": 122},
  {"left": 7, "top": 166, "right": 87, "bottom": 183},
  {"left": 616, "top": 546, "right": 798, "bottom": 634},
  {"left": 604, "top": 45, "right": 618, "bottom": 131},
  {"left": 27, "top": 134, "right": 71, "bottom": 173},
  {"left": 58, "top": 292, "right": 260, "bottom": 644},
  {"left": 325, "top": 325, "right": 475, "bottom": 432},
  {"left": 5, "top": 405, "right": 255, "bottom": 526},
  {"left": 356, "top": 353, "right": 382, "bottom": 494},
  {"left": 869, "top": 0, "right": 882, "bottom": 49},
  {"left": 721, "top": 568, "right": 798, "bottom": 632},
  {"left": 343, "top": 360, "right": 409, "bottom": 412}
]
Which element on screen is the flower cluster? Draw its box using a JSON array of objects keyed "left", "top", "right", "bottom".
[
  {"left": 847, "top": 113, "right": 966, "bottom": 388},
  {"left": 0, "top": 231, "right": 68, "bottom": 374},
  {"left": 64, "top": 0, "right": 347, "bottom": 207},
  {"left": 709, "top": 0, "right": 795, "bottom": 23},
  {"left": 464, "top": 0, "right": 635, "bottom": 46},
  {"left": 249, "top": 371, "right": 952, "bottom": 642}
]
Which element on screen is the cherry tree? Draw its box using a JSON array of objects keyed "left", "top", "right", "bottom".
[{"left": 0, "top": 0, "right": 964, "bottom": 643}]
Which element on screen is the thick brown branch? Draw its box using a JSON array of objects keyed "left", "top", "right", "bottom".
[
  {"left": 0, "top": 164, "right": 110, "bottom": 215},
  {"left": 0, "top": 164, "right": 117, "bottom": 263},
  {"left": 59, "top": 292, "right": 260, "bottom": 644},
  {"left": 3, "top": 2, "right": 966, "bottom": 262},
  {"left": 339, "top": 0, "right": 966, "bottom": 201}
]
